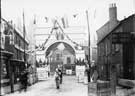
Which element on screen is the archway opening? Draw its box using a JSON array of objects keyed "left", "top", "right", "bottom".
[{"left": 45, "top": 42, "right": 76, "bottom": 74}]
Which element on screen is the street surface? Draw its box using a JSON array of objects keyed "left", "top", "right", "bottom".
[{"left": 5, "top": 76, "right": 87, "bottom": 96}]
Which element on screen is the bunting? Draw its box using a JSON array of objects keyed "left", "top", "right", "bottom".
[
  {"left": 35, "top": 19, "right": 84, "bottom": 51},
  {"left": 45, "top": 17, "right": 48, "bottom": 23}
]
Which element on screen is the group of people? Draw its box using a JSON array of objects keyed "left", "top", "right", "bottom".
[{"left": 54, "top": 65, "right": 63, "bottom": 89}]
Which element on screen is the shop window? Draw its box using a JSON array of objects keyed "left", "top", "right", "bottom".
[
  {"left": 1, "top": 60, "right": 10, "bottom": 86},
  {"left": 1, "top": 61, "right": 8, "bottom": 79}
]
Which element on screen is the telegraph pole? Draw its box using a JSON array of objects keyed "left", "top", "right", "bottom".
[
  {"left": 23, "top": 11, "right": 26, "bottom": 68},
  {"left": 0, "top": 0, "right": 2, "bottom": 95},
  {"left": 86, "top": 10, "right": 91, "bottom": 82}
]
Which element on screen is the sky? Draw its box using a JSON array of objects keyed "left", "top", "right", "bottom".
[{"left": 1, "top": 0, "right": 135, "bottom": 40}]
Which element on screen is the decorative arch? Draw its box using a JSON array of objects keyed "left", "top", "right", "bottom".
[{"left": 45, "top": 40, "right": 76, "bottom": 57}]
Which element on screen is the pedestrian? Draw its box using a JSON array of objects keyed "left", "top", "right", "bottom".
[
  {"left": 54, "top": 68, "right": 60, "bottom": 89},
  {"left": 19, "top": 69, "right": 28, "bottom": 92},
  {"left": 58, "top": 65, "right": 63, "bottom": 84},
  {"left": 85, "top": 64, "right": 90, "bottom": 82}
]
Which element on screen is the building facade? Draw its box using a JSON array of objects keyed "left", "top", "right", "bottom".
[
  {"left": 0, "top": 18, "right": 29, "bottom": 95},
  {"left": 97, "top": 4, "right": 119, "bottom": 80},
  {"left": 97, "top": 3, "right": 135, "bottom": 87}
]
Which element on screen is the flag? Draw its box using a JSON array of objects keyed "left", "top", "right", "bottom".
[
  {"left": 33, "top": 15, "right": 36, "bottom": 24},
  {"left": 45, "top": 17, "right": 48, "bottom": 23},
  {"left": 73, "top": 14, "right": 78, "bottom": 18},
  {"left": 23, "top": 11, "right": 26, "bottom": 38},
  {"left": 94, "top": 9, "right": 96, "bottom": 19},
  {"left": 61, "top": 17, "right": 66, "bottom": 28},
  {"left": 61, "top": 16, "right": 69, "bottom": 28}
]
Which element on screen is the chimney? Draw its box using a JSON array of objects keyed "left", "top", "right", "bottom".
[{"left": 109, "top": 3, "right": 117, "bottom": 21}]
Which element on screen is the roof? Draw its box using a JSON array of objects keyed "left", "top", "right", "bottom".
[
  {"left": 97, "top": 14, "right": 135, "bottom": 44},
  {"left": 1, "top": 18, "right": 29, "bottom": 44},
  {"left": 96, "top": 20, "right": 119, "bottom": 44}
]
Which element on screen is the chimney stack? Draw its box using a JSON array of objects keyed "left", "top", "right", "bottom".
[{"left": 109, "top": 3, "right": 117, "bottom": 21}]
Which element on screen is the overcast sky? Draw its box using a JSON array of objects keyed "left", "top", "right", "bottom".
[{"left": 2, "top": 0, "right": 135, "bottom": 36}]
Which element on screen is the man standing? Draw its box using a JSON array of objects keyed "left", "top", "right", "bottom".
[
  {"left": 58, "top": 65, "right": 63, "bottom": 84},
  {"left": 20, "top": 69, "right": 28, "bottom": 92}
]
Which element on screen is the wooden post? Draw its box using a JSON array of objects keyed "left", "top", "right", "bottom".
[
  {"left": 0, "top": 57, "right": 2, "bottom": 96},
  {"left": 23, "top": 11, "right": 26, "bottom": 68},
  {"left": 9, "top": 60, "right": 14, "bottom": 93},
  {"left": 86, "top": 10, "right": 91, "bottom": 82},
  {"left": 0, "top": 0, "right": 2, "bottom": 94},
  {"left": 110, "top": 65, "right": 116, "bottom": 96}
]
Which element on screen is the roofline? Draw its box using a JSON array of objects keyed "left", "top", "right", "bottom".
[
  {"left": 97, "top": 22, "right": 120, "bottom": 45},
  {"left": 1, "top": 18, "right": 29, "bottom": 45},
  {"left": 97, "top": 14, "right": 135, "bottom": 45}
]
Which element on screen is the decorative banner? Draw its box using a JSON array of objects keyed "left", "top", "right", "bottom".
[
  {"left": 35, "top": 20, "right": 84, "bottom": 51},
  {"left": 37, "top": 68, "right": 48, "bottom": 80}
]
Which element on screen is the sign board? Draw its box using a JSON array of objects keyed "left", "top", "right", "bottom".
[
  {"left": 112, "top": 32, "right": 135, "bottom": 44},
  {"left": 76, "top": 65, "right": 85, "bottom": 82},
  {"left": 37, "top": 68, "right": 48, "bottom": 80},
  {"left": 76, "top": 66, "right": 85, "bottom": 76},
  {"left": 66, "top": 69, "right": 72, "bottom": 75},
  {"left": 76, "top": 50, "right": 85, "bottom": 60}
]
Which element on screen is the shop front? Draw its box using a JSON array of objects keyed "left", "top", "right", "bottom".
[
  {"left": 0, "top": 50, "right": 13, "bottom": 95},
  {"left": 0, "top": 51, "right": 26, "bottom": 95}
]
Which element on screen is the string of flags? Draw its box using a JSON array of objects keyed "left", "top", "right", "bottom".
[
  {"left": 55, "top": 21, "right": 84, "bottom": 48},
  {"left": 35, "top": 18, "right": 84, "bottom": 51}
]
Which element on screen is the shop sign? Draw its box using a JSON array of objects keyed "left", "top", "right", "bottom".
[{"left": 112, "top": 32, "right": 135, "bottom": 44}]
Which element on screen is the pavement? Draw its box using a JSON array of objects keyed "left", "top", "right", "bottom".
[
  {"left": 116, "top": 86, "right": 135, "bottom": 96},
  {"left": 4, "top": 75, "right": 135, "bottom": 96},
  {"left": 4, "top": 75, "right": 88, "bottom": 96}
]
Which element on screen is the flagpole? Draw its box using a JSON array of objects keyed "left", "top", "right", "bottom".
[
  {"left": 0, "top": 0, "right": 2, "bottom": 95},
  {"left": 86, "top": 10, "right": 91, "bottom": 82},
  {"left": 23, "top": 10, "right": 26, "bottom": 68}
]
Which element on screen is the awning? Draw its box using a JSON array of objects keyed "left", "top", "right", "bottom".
[
  {"left": 1, "top": 50, "right": 13, "bottom": 58},
  {"left": 1, "top": 50, "right": 13, "bottom": 55}
]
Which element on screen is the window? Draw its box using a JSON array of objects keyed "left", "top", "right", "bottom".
[
  {"left": 115, "top": 44, "right": 120, "bottom": 52},
  {"left": 67, "top": 57, "right": 71, "bottom": 64},
  {"left": 105, "top": 42, "right": 108, "bottom": 56},
  {"left": 56, "top": 54, "right": 60, "bottom": 60},
  {"left": 1, "top": 59, "right": 10, "bottom": 86},
  {"left": 1, "top": 61, "right": 8, "bottom": 79}
]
